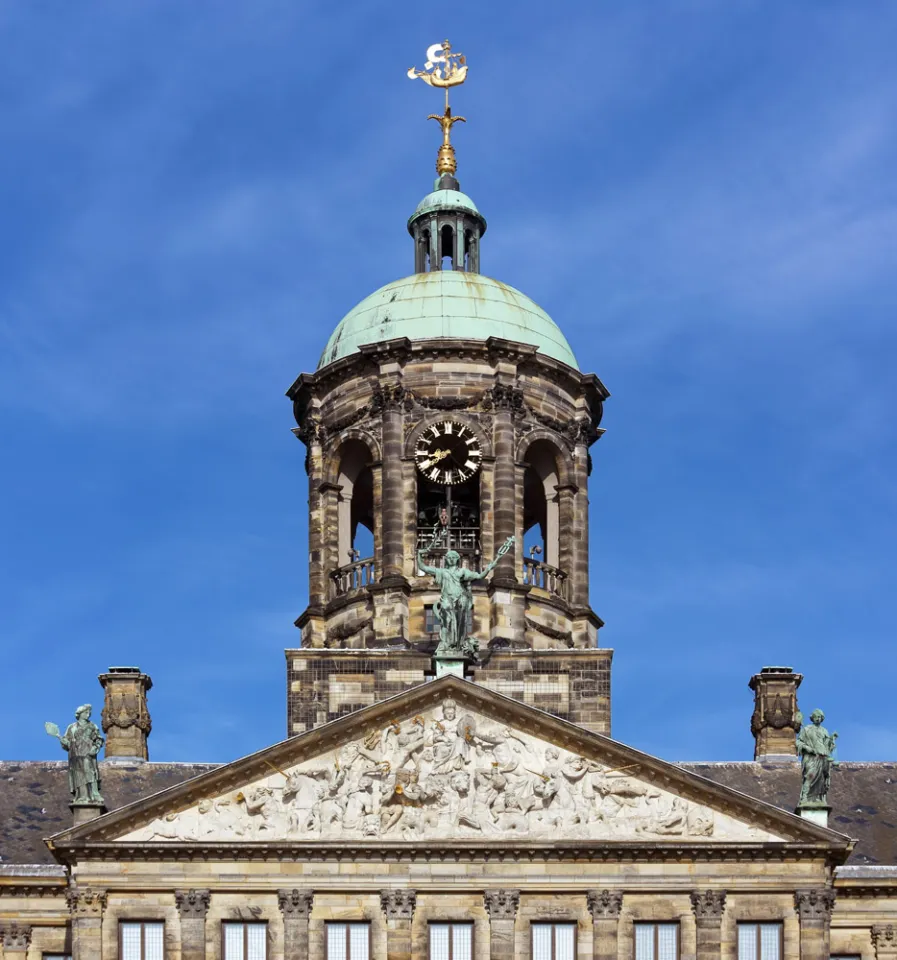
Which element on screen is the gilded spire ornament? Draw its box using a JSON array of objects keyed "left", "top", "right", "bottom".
[{"left": 407, "top": 39, "right": 468, "bottom": 177}]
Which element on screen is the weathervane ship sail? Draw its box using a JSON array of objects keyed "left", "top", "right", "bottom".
[{"left": 408, "top": 39, "right": 468, "bottom": 178}]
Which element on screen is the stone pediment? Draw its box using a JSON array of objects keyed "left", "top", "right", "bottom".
[{"left": 50, "top": 676, "right": 850, "bottom": 853}]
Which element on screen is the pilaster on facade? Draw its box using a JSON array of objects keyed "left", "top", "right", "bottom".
[
  {"left": 484, "top": 889, "right": 520, "bottom": 960},
  {"left": 0, "top": 924, "right": 33, "bottom": 952},
  {"left": 279, "top": 889, "right": 314, "bottom": 960},
  {"left": 691, "top": 890, "right": 727, "bottom": 922},
  {"left": 794, "top": 888, "right": 835, "bottom": 960},
  {"left": 67, "top": 886, "right": 107, "bottom": 960},
  {"left": 66, "top": 885, "right": 108, "bottom": 917},
  {"left": 380, "top": 889, "right": 417, "bottom": 920},
  {"left": 588, "top": 891, "right": 623, "bottom": 960},
  {"left": 175, "top": 888, "right": 211, "bottom": 919},
  {"left": 873, "top": 925, "right": 897, "bottom": 960},
  {"left": 587, "top": 890, "right": 623, "bottom": 920}
]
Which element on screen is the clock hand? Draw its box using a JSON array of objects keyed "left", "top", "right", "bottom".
[{"left": 420, "top": 448, "right": 451, "bottom": 471}]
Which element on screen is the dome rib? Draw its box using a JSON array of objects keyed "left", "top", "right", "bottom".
[{"left": 317, "top": 273, "right": 578, "bottom": 371}]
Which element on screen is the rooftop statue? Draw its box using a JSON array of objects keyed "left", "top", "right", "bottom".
[
  {"left": 45, "top": 704, "right": 104, "bottom": 805},
  {"left": 417, "top": 534, "right": 515, "bottom": 660},
  {"left": 796, "top": 708, "right": 838, "bottom": 808}
]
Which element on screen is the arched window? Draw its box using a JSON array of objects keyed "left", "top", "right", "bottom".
[
  {"left": 335, "top": 439, "right": 374, "bottom": 567},
  {"left": 522, "top": 439, "right": 561, "bottom": 568},
  {"left": 440, "top": 223, "right": 455, "bottom": 270}
]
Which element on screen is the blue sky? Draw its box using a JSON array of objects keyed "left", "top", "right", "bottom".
[{"left": 2, "top": 2, "right": 896, "bottom": 766}]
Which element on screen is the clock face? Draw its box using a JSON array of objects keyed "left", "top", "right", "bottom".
[{"left": 414, "top": 420, "right": 482, "bottom": 485}]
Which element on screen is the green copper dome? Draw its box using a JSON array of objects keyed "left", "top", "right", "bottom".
[
  {"left": 408, "top": 189, "right": 485, "bottom": 228},
  {"left": 317, "top": 272, "right": 578, "bottom": 370}
]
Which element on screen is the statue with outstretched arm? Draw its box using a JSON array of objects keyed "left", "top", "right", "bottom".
[{"left": 417, "top": 536, "right": 515, "bottom": 659}]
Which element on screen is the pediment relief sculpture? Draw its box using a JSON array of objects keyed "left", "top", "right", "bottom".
[{"left": 119, "top": 698, "right": 782, "bottom": 844}]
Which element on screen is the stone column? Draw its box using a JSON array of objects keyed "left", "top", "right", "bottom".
[
  {"left": 484, "top": 889, "right": 519, "bottom": 960},
  {"left": 0, "top": 925, "right": 32, "bottom": 957},
  {"left": 691, "top": 891, "right": 726, "bottom": 960},
  {"left": 380, "top": 890, "right": 416, "bottom": 960},
  {"left": 175, "top": 889, "right": 211, "bottom": 960},
  {"left": 492, "top": 407, "right": 518, "bottom": 585},
  {"left": 872, "top": 925, "right": 897, "bottom": 960},
  {"left": 588, "top": 891, "right": 623, "bottom": 960},
  {"left": 67, "top": 886, "right": 107, "bottom": 960},
  {"left": 279, "top": 889, "right": 314, "bottom": 960},
  {"left": 794, "top": 889, "right": 835, "bottom": 960},
  {"left": 379, "top": 393, "right": 406, "bottom": 584},
  {"left": 99, "top": 666, "right": 153, "bottom": 760}
]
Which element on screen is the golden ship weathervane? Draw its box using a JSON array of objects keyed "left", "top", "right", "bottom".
[{"left": 408, "top": 39, "right": 468, "bottom": 178}]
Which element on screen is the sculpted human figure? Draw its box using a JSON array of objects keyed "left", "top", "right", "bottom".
[
  {"left": 47, "top": 704, "right": 104, "bottom": 804},
  {"left": 417, "top": 537, "right": 515, "bottom": 658},
  {"left": 796, "top": 709, "right": 838, "bottom": 806}
]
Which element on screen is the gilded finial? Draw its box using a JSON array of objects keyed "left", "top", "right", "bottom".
[{"left": 408, "top": 39, "right": 468, "bottom": 178}]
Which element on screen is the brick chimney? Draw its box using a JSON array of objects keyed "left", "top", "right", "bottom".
[
  {"left": 98, "top": 666, "right": 152, "bottom": 760},
  {"left": 749, "top": 666, "right": 802, "bottom": 761}
]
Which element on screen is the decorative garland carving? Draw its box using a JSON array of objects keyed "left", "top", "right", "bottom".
[
  {"left": 371, "top": 384, "right": 414, "bottom": 413},
  {"left": 102, "top": 692, "right": 151, "bottom": 736},
  {"left": 525, "top": 617, "right": 573, "bottom": 647},
  {"left": 483, "top": 383, "right": 525, "bottom": 414},
  {"left": 325, "top": 618, "right": 373, "bottom": 648}
]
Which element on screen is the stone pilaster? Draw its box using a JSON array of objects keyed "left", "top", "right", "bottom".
[
  {"left": 67, "top": 886, "right": 107, "bottom": 960},
  {"left": 0, "top": 925, "right": 33, "bottom": 955},
  {"left": 570, "top": 440, "right": 591, "bottom": 607},
  {"left": 749, "top": 667, "right": 803, "bottom": 759},
  {"left": 302, "top": 417, "right": 327, "bottom": 613},
  {"left": 99, "top": 665, "right": 153, "bottom": 760},
  {"left": 379, "top": 393, "right": 406, "bottom": 584},
  {"left": 175, "top": 889, "right": 211, "bottom": 960},
  {"left": 588, "top": 890, "right": 623, "bottom": 960},
  {"left": 491, "top": 407, "right": 518, "bottom": 585},
  {"left": 691, "top": 891, "right": 726, "bottom": 960},
  {"left": 794, "top": 889, "right": 835, "bottom": 960},
  {"left": 380, "top": 889, "right": 416, "bottom": 960},
  {"left": 872, "top": 926, "right": 897, "bottom": 960},
  {"left": 279, "top": 889, "right": 314, "bottom": 960},
  {"left": 484, "top": 889, "right": 519, "bottom": 960}
]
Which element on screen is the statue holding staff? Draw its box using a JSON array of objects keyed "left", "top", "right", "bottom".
[
  {"left": 45, "top": 704, "right": 104, "bottom": 804},
  {"left": 418, "top": 536, "right": 515, "bottom": 659}
]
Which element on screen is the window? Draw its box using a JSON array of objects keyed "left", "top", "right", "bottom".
[
  {"left": 532, "top": 923, "right": 576, "bottom": 960},
  {"left": 119, "top": 922, "right": 164, "bottom": 960},
  {"left": 326, "top": 922, "right": 370, "bottom": 960},
  {"left": 738, "top": 924, "right": 783, "bottom": 960},
  {"left": 430, "top": 923, "right": 473, "bottom": 960},
  {"left": 634, "top": 923, "right": 679, "bottom": 960},
  {"left": 222, "top": 923, "right": 266, "bottom": 960}
]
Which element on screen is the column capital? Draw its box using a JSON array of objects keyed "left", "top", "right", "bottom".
[
  {"left": 66, "top": 885, "right": 108, "bottom": 917},
  {"left": 279, "top": 889, "right": 314, "bottom": 919},
  {"left": 872, "top": 925, "right": 897, "bottom": 954},
  {"left": 175, "top": 889, "right": 211, "bottom": 919},
  {"left": 484, "top": 889, "right": 520, "bottom": 921},
  {"left": 691, "top": 890, "right": 727, "bottom": 921},
  {"left": 0, "top": 925, "right": 33, "bottom": 950},
  {"left": 380, "top": 889, "right": 416, "bottom": 920},
  {"left": 793, "top": 888, "right": 835, "bottom": 923},
  {"left": 588, "top": 890, "right": 623, "bottom": 920}
]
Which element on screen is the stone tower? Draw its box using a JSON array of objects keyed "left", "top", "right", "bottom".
[{"left": 285, "top": 147, "right": 611, "bottom": 736}]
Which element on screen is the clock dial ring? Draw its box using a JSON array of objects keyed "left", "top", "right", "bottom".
[{"left": 414, "top": 419, "right": 482, "bottom": 485}]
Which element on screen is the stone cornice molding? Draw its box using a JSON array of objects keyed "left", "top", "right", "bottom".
[
  {"left": 484, "top": 889, "right": 520, "bottom": 920},
  {"left": 175, "top": 888, "right": 211, "bottom": 919},
  {"left": 66, "top": 885, "right": 107, "bottom": 917},
  {"left": 794, "top": 888, "right": 836, "bottom": 923},
  {"left": 690, "top": 890, "right": 727, "bottom": 921},
  {"left": 278, "top": 888, "right": 314, "bottom": 919},
  {"left": 380, "top": 889, "right": 416, "bottom": 920},
  {"left": 0, "top": 925, "right": 32, "bottom": 950},
  {"left": 587, "top": 890, "right": 623, "bottom": 919}
]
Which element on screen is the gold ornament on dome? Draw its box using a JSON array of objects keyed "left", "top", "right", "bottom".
[{"left": 407, "top": 39, "right": 468, "bottom": 177}]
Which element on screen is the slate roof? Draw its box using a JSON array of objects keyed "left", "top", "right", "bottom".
[{"left": 2, "top": 758, "right": 894, "bottom": 868}]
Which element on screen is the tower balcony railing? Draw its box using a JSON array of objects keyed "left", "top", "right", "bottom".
[
  {"left": 331, "top": 557, "right": 375, "bottom": 597},
  {"left": 415, "top": 526, "right": 481, "bottom": 569},
  {"left": 523, "top": 557, "right": 569, "bottom": 600}
]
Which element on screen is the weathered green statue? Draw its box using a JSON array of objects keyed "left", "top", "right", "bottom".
[
  {"left": 45, "top": 704, "right": 104, "bottom": 805},
  {"left": 796, "top": 708, "right": 838, "bottom": 808},
  {"left": 418, "top": 536, "right": 515, "bottom": 659}
]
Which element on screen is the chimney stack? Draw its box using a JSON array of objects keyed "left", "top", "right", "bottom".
[
  {"left": 749, "top": 666, "right": 802, "bottom": 761},
  {"left": 98, "top": 666, "right": 152, "bottom": 760}
]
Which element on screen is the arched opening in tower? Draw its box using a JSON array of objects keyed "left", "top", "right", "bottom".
[
  {"left": 522, "top": 440, "right": 561, "bottom": 570},
  {"left": 440, "top": 223, "right": 455, "bottom": 271},
  {"left": 335, "top": 439, "right": 375, "bottom": 567},
  {"left": 416, "top": 474, "right": 480, "bottom": 569}
]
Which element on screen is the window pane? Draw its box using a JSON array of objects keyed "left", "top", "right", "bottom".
[
  {"left": 533, "top": 925, "right": 553, "bottom": 960},
  {"left": 120, "top": 923, "right": 142, "bottom": 960},
  {"left": 246, "top": 924, "right": 266, "bottom": 960},
  {"left": 143, "top": 924, "right": 164, "bottom": 960},
  {"left": 657, "top": 924, "right": 678, "bottom": 960},
  {"left": 327, "top": 925, "right": 347, "bottom": 960},
  {"left": 760, "top": 924, "right": 781, "bottom": 960},
  {"left": 430, "top": 924, "right": 450, "bottom": 960},
  {"left": 224, "top": 924, "right": 245, "bottom": 960},
  {"left": 635, "top": 925, "right": 655, "bottom": 960},
  {"left": 555, "top": 924, "right": 576, "bottom": 960},
  {"left": 739, "top": 925, "right": 758, "bottom": 960},
  {"left": 348, "top": 923, "right": 369, "bottom": 960},
  {"left": 452, "top": 924, "right": 473, "bottom": 960}
]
